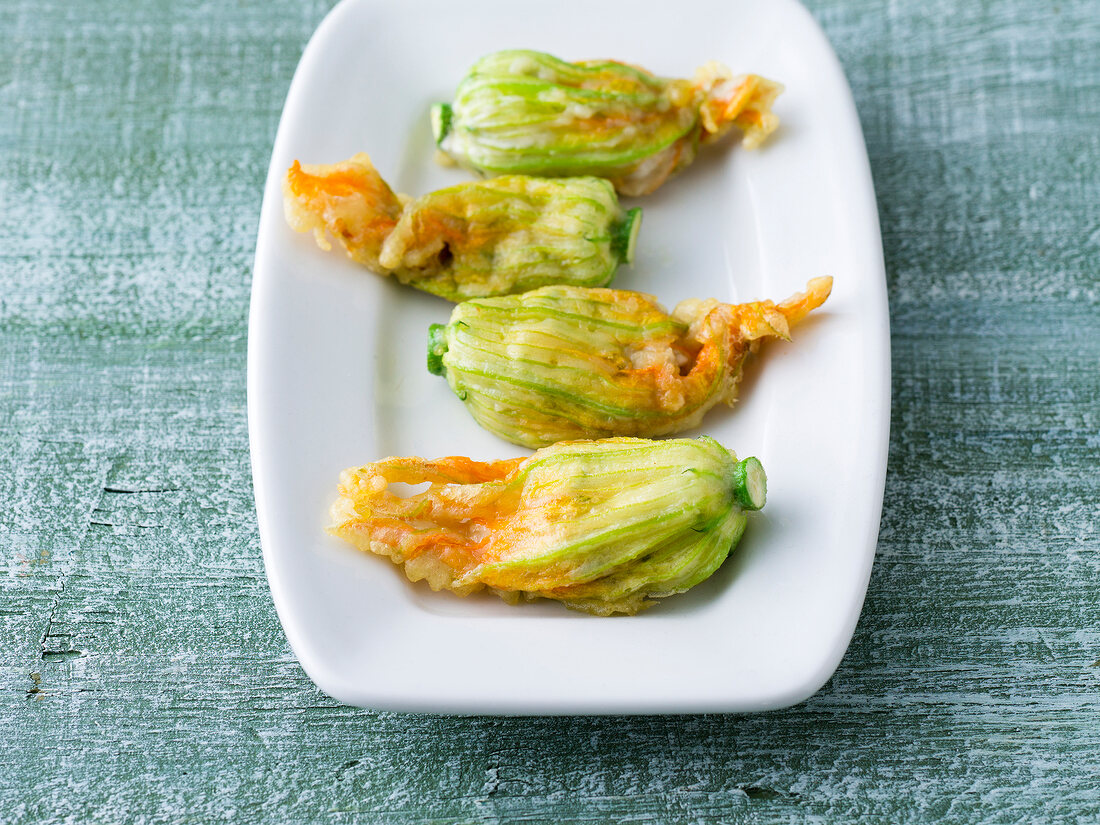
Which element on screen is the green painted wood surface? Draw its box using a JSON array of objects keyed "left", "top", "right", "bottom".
[{"left": 3, "top": 0, "right": 1099, "bottom": 821}]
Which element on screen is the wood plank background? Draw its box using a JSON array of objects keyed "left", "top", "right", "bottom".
[{"left": 2, "top": 0, "right": 1098, "bottom": 821}]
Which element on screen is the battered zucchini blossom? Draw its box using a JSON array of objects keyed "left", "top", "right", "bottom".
[
  {"left": 328, "top": 437, "right": 766, "bottom": 615},
  {"left": 283, "top": 153, "right": 640, "bottom": 301},
  {"left": 433, "top": 50, "right": 783, "bottom": 195},
  {"left": 428, "top": 278, "right": 832, "bottom": 448}
]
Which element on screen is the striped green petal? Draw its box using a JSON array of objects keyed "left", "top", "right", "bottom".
[
  {"left": 434, "top": 50, "right": 783, "bottom": 195},
  {"left": 284, "top": 153, "right": 639, "bottom": 301},
  {"left": 328, "top": 436, "right": 765, "bottom": 615},
  {"left": 428, "top": 280, "right": 832, "bottom": 447}
]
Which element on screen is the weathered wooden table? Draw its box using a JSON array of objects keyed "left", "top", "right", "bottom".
[{"left": 4, "top": 1, "right": 1098, "bottom": 821}]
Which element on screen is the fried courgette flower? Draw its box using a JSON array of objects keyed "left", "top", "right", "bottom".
[
  {"left": 329, "top": 437, "right": 765, "bottom": 616},
  {"left": 428, "top": 278, "right": 832, "bottom": 448},
  {"left": 283, "top": 153, "right": 641, "bottom": 301},
  {"left": 432, "top": 50, "right": 783, "bottom": 196}
]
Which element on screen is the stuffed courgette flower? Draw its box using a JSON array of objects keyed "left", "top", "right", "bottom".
[
  {"left": 432, "top": 50, "right": 783, "bottom": 196},
  {"left": 428, "top": 278, "right": 832, "bottom": 448},
  {"left": 329, "top": 437, "right": 765, "bottom": 615},
  {"left": 283, "top": 153, "right": 640, "bottom": 301}
]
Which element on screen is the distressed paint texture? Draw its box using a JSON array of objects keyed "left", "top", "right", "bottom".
[{"left": 2, "top": 0, "right": 1100, "bottom": 822}]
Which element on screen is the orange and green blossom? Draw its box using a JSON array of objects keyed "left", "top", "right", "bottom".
[
  {"left": 283, "top": 152, "right": 640, "bottom": 301},
  {"left": 428, "top": 279, "right": 832, "bottom": 448},
  {"left": 433, "top": 50, "right": 783, "bottom": 195},
  {"left": 329, "top": 437, "right": 766, "bottom": 615}
]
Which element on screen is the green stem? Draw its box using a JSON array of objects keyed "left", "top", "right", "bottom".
[
  {"left": 431, "top": 103, "right": 453, "bottom": 146},
  {"left": 732, "top": 457, "right": 766, "bottom": 511},
  {"left": 611, "top": 207, "right": 642, "bottom": 264},
  {"left": 427, "top": 324, "right": 448, "bottom": 376}
]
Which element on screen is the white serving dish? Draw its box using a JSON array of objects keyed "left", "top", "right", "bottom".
[{"left": 248, "top": 0, "right": 890, "bottom": 713}]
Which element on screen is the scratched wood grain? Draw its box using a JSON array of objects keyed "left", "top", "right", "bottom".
[{"left": 2, "top": 0, "right": 1099, "bottom": 822}]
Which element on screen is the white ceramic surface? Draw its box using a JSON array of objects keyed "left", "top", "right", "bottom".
[{"left": 248, "top": 0, "right": 890, "bottom": 714}]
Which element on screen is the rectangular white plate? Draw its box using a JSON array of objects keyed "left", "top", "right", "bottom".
[{"left": 249, "top": 0, "right": 889, "bottom": 714}]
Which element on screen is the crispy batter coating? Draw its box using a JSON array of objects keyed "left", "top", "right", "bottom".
[
  {"left": 429, "top": 278, "right": 833, "bottom": 447},
  {"left": 329, "top": 437, "right": 762, "bottom": 615},
  {"left": 434, "top": 50, "right": 783, "bottom": 195},
  {"left": 283, "top": 153, "right": 639, "bottom": 301}
]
